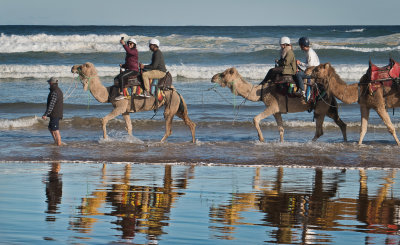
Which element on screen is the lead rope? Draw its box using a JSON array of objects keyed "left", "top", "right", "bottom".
[
  {"left": 63, "top": 76, "right": 78, "bottom": 101},
  {"left": 208, "top": 79, "right": 254, "bottom": 123}
]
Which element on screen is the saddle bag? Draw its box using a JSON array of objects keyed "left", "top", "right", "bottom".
[{"left": 157, "top": 72, "right": 173, "bottom": 90}]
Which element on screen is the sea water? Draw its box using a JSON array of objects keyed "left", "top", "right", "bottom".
[
  {"left": 0, "top": 26, "right": 400, "bottom": 243},
  {"left": 0, "top": 25, "right": 400, "bottom": 165}
]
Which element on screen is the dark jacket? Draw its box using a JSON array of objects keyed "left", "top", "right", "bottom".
[
  {"left": 144, "top": 49, "right": 167, "bottom": 72},
  {"left": 121, "top": 44, "right": 139, "bottom": 72},
  {"left": 44, "top": 83, "right": 63, "bottom": 119}
]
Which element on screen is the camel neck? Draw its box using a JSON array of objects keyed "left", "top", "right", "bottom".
[
  {"left": 325, "top": 73, "right": 359, "bottom": 104},
  {"left": 229, "top": 77, "right": 261, "bottom": 102},
  {"left": 86, "top": 76, "right": 109, "bottom": 103}
]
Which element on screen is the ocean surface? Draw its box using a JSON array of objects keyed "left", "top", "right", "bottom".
[
  {"left": 1, "top": 25, "right": 400, "bottom": 166},
  {"left": 0, "top": 25, "right": 400, "bottom": 244}
]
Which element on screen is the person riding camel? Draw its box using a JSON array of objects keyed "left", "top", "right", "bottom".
[
  {"left": 295, "top": 37, "right": 320, "bottom": 97},
  {"left": 261, "top": 36, "right": 297, "bottom": 85},
  {"left": 115, "top": 37, "right": 139, "bottom": 101},
  {"left": 139, "top": 38, "right": 167, "bottom": 98}
]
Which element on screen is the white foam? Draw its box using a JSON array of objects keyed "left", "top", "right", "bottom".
[
  {"left": 0, "top": 116, "right": 40, "bottom": 129},
  {"left": 0, "top": 63, "right": 369, "bottom": 81},
  {"left": 3, "top": 32, "right": 399, "bottom": 54},
  {"left": 313, "top": 43, "right": 399, "bottom": 53},
  {"left": 345, "top": 28, "right": 366, "bottom": 33}
]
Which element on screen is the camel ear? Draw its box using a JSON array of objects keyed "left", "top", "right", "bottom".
[{"left": 324, "top": 63, "right": 330, "bottom": 69}]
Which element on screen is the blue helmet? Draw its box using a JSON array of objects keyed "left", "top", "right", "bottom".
[{"left": 298, "top": 37, "right": 310, "bottom": 47}]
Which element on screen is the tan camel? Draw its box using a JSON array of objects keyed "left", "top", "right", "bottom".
[
  {"left": 310, "top": 63, "right": 400, "bottom": 145},
  {"left": 211, "top": 67, "right": 347, "bottom": 142},
  {"left": 71, "top": 62, "right": 196, "bottom": 143}
]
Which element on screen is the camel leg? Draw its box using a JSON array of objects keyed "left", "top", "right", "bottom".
[
  {"left": 358, "top": 105, "right": 370, "bottom": 145},
  {"left": 176, "top": 109, "right": 196, "bottom": 143},
  {"left": 273, "top": 113, "right": 284, "bottom": 142},
  {"left": 375, "top": 107, "right": 400, "bottom": 146},
  {"left": 122, "top": 112, "right": 132, "bottom": 136},
  {"left": 253, "top": 106, "right": 278, "bottom": 142},
  {"left": 312, "top": 111, "right": 325, "bottom": 141},
  {"left": 101, "top": 106, "right": 127, "bottom": 139},
  {"left": 161, "top": 112, "right": 174, "bottom": 143},
  {"left": 326, "top": 100, "right": 347, "bottom": 142}
]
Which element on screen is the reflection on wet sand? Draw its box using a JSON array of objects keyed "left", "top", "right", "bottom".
[
  {"left": 43, "top": 164, "right": 400, "bottom": 244},
  {"left": 45, "top": 162, "right": 62, "bottom": 222},
  {"left": 68, "top": 164, "right": 195, "bottom": 243}
]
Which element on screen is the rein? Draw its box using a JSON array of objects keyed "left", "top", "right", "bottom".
[{"left": 210, "top": 75, "right": 255, "bottom": 122}]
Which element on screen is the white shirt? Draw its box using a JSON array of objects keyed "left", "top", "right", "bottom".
[{"left": 298, "top": 47, "right": 320, "bottom": 70}]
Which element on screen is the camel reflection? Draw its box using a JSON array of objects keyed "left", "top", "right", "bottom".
[
  {"left": 210, "top": 167, "right": 399, "bottom": 244},
  {"left": 358, "top": 169, "right": 400, "bottom": 239},
  {"left": 69, "top": 164, "right": 194, "bottom": 242}
]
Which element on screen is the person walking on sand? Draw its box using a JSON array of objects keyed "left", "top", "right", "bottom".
[
  {"left": 42, "top": 77, "right": 63, "bottom": 146},
  {"left": 139, "top": 38, "right": 167, "bottom": 98}
]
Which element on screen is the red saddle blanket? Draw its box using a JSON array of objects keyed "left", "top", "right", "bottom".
[{"left": 368, "top": 58, "right": 400, "bottom": 82}]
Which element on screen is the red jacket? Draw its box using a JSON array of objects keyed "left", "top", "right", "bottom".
[{"left": 121, "top": 45, "right": 139, "bottom": 71}]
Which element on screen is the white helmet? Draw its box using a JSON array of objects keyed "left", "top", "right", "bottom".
[
  {"left": 149, "top": 38, "right": 160, "bottom": 47},
  {"left": 127, "top": 38, "right": 137, "bottom": 45},
  {"left": 280, "top": 36, "right": 291, "bottom": 45}
]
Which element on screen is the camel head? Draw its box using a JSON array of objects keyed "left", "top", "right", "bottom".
[
  {"left": 71, "top": 62, "right": 98, "bottom": 91},
  {"left": 211, "top": 67, "right": 241, "bottom": 92},
  {"left": 310, "top": 63, "right": 334, "bottom": 87}
]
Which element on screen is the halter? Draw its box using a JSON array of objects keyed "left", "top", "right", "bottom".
[
  {"left": 76, "top": 66, "right": 94, "bottom": 110},
  {"left": 77, "top": 67, "right": 93, "bottom": 90}
]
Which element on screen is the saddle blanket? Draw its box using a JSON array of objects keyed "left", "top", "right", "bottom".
[
  {"left": 123, "top": 86, "right": 164, "bottom": 102},
  {"left": 368, "top": 80, "right": 393, "bottom": 94}
]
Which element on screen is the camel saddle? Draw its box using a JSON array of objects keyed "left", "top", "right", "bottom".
[
  {"left": 274, "top": 75, "right": 301, "bottom": 97},
  {"left": 367, "top": 58, "right": 400, "bottom": 94},
  {"left": 367, "top": 58, "right": 400, "bottom": 82}
]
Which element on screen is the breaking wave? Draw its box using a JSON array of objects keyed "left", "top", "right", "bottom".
[
  {"left": 0, "top": 63, "right": 368, "bottom": 81},
  {"left": 1, "top": 32, "right": 399, "bottom": 54}
]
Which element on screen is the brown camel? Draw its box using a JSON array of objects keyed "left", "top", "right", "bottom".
[
  {"left": 71, "top": 62, "right": 196, "bottom": 143},
  {"left": 211, "top": 67, "right": 347, "bottom": 142},
  {"left": 310, "top": 63, "right": 400, "bottom": 145}
]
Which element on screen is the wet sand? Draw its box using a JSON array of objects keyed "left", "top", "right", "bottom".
[{"left": 0, "top": 162, "right": 399, "bottom": 244}]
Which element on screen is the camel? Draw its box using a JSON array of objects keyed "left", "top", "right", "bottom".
[
  {"left": 211, "top": 67, "right": 347, "bottom": 142},
  {"left": 310, "top": 63, "right": 400, "bottom": 145},
  {"left": 71, "top": 62, "right": 196, "bottom": 143}
]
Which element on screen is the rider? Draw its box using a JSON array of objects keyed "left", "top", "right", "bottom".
[
  {"left": 295, "top": 37, "right": 320, "bottom": 97},
  {"left": 139, "top": 38, "right": 167, "bottom": 98},
  {"left": 261, "top": 36, "right": 297, "bottom": 84},
  {"left": 115, "top": 37, "right": 139, "bottom": 101}
]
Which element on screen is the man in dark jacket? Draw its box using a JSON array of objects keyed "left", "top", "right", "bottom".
[
  {"left": 139, "top": 38, "right": 167, "bottom": 97},
  {"left": 42, "top": 77, "right": 63, "bottom": 146}
]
